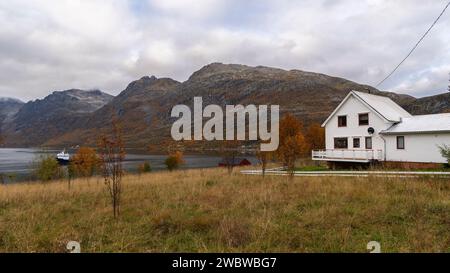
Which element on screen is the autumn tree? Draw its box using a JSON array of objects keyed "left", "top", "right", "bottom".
[
  {"left": 305, "top": 123, "right": 325, "bottom": 151},
  {"left": 98, "top": 117, "right": 126, "bottom": 218},
  {"left": 71, "top": 147, "right": 99, "bottom": 180},
  {"left": 165, "top": 151, "right": 185, "bottom": 171},
  {"left": 277, "top": 114, "right": 309, "bottom": 178}
]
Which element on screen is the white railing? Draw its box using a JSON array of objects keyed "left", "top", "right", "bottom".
[{"left": 312, "top": 149, "right": 383, "bottom": 162}]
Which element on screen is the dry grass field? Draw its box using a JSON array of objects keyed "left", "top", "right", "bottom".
[{"left": 0, "top": 168, "right": 449, "bottom": 253}]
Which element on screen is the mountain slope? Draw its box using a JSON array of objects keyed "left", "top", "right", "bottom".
[
  {"left": 47, "top": 63, "right": 417, "bottom": 149},
  {"left": 43, "top": 76, "right": 181, "bottom": 147},
  {"left": 0, "top": 97, "right": 24, "bottom": 125},
  {"left": 403, "top": 92, "right": 450, "bottom": 114},
  {"left": 2, "top": 63, "right": 448, "bottom": 149},
  {"left": 3, "top": 89, "right": 113, "bottom": 146}
]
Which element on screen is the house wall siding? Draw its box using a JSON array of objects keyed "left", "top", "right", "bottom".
[
  {"left": 324, "top": 96, "right": 393, "bottom": 155},
  {"left": 384, "top": 133, "right": 450, "bottom": 163}
]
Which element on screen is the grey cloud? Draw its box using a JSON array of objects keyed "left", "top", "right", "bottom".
[{"left": 0, "top": 0, "right": 449, "bottom": 101}]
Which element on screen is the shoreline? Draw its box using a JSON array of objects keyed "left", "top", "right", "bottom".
[{"left": 0, "top": 148, "right": 258, "bottom": 184}]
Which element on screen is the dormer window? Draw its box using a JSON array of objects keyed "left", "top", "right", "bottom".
[
  {"left": 359, "top": 113, "right": 369, "bottom": 126},
  {"left": 338, "top": 115, "right": 347, "bottom": 127}
]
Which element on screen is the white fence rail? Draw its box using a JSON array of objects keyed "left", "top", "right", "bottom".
[{"left": 312, "top": 149, "right": 383, "bottom": 162}]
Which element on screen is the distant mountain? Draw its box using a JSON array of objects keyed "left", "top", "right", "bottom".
[
  {"left": 0, "top": 97, "right": 23, "bottom": 103},
  {"left": 2, "top": 63, "right": 449, "bottom": 148},
  {"left": 58, "top": 76, "right": 182, "bottom": 148},
  {"left": 41, "top": 63, "right": 426, "bottom": 149},
  {"left": 403, "top": 92, "right": 450, "bottom": 114},
  {"left": 0, "top": 97, "right": 24, "bottom": 125},
  {"left": 2, "top": 89, "right": 113, "bottom": 146}
]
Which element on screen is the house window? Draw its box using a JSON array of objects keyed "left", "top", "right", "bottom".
[
  {"left": 338, "top": 115, "right": 347, "bottom": 127},
  {"left": 353, "top": 138, "right": 360, "bottom": 148},
  {"left": 397, "top": 136, "right": 405, "bottom": 149},
  {"left": 359, "top": 113, "right": 369, "bottom": 126},
  {"left": 365, "top": 137, "right": 372, "bottom": 149},
  {"left": 334, "top": 138, "right": 348, "bottom": 149}
]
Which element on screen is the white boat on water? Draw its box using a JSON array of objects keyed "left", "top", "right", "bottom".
[{"left": 56, "top": 149, "right": 70, "bottom": 164}]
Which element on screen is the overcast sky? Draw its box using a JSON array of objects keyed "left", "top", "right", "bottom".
[{"left": 0, "top": 0, "right": 449, "bottom": 102}]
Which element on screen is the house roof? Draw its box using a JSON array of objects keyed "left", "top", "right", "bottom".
[
  {"left": 381, "top": 113, "right": 450, "bottom": 135},
  {"left": 352, "top": 91, "right": 412, "bottom": 121},
  {"left": 322, "top": 91, "right": 412, "bottom": 127}
]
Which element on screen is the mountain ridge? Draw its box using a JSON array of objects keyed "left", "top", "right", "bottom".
[
  {"left": 0, "top": 97, "right": 25, "bottom": 127},
  {"left": 1, "top": 89, "right": 113, "bottom": 146},
  {"left": 1, "top": 63, "right": 449, "bottom": 148}
]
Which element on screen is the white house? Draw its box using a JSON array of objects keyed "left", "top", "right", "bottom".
[{"left": 312, "top": 90, "right": 450, "bottom": 166}]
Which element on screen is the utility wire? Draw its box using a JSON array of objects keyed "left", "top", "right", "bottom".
[{"left": 376, "top": 1, "right": 450, "bottom": 88}]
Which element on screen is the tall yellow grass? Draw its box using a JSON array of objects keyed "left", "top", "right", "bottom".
[{"left": 0, "top": 168, "right": 449, "bottom": 253}]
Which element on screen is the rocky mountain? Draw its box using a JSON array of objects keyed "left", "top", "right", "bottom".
[
  {"left": 403, "top": 92, "right": 450, "bottom": 114},
  {"left": 2, "top": 63, "right": 449, "bottom": 148},
  {"left": 2, "top": 89, "right": 113, "bottom": 146},
  {"left": 0, "top": 97, "right": 24, "bottom": 125},
  {"left": 50, "top": 76, "right": 182, "bottom": 148}
]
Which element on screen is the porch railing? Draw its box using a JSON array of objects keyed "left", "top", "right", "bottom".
[{"left": 312, "top": 149, "right": 383, "bottom": 162}]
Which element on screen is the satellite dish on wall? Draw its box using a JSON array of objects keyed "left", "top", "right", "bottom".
[{"left": 368, "top": 127, "right": 375, "bottom": 135}]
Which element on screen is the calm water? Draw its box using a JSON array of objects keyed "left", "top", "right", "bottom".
[{"left": 0, "top": 148, "right": 255, "bottom": 183}]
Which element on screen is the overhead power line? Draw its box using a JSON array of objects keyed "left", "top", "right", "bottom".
[{"left": 376, "top": 1, "right": 450, "bottom": 88}]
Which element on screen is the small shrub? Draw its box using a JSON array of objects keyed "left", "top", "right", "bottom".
[
  {"left": 33, "top": 155, "right": 64, "bottom": 182},
  {"left": 138, "top": 161, "right": 152, "bottom": 174},
  {"left": 438, "top": 144, "right": 450, "bottom": 165},
  {"left": 165, "top": 157, "right": 178, "bottom": 171},
  {"left": 165, "top": 151, "right": 185, "bottom": 171}
]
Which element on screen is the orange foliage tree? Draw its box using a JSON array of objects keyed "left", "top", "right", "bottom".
[
  {"left": 305, "top": 123, "right": 325, "bottom": 151},
  {"left": 165, "top": 151, "right": 185, "bottom": 171},
  {"left": 70, "top": 147, "right": 99, "bottom": 179},
  {"left": 277, "top": 114, "right": 309, "bottom": 177}
]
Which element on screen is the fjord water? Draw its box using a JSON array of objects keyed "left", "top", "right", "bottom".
[{"left": 0, "top": 148, "right": 233, "bottom": 183}]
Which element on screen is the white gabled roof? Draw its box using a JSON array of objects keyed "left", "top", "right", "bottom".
[
  {"left": 381, "top": 113, "right": 450, "bottom": 135},
  {"left": 352, "top": 91, "right": 412, "bottom": 121},
  {"left": 322, "top": 90, "right": 412, "bottom": 127}
]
